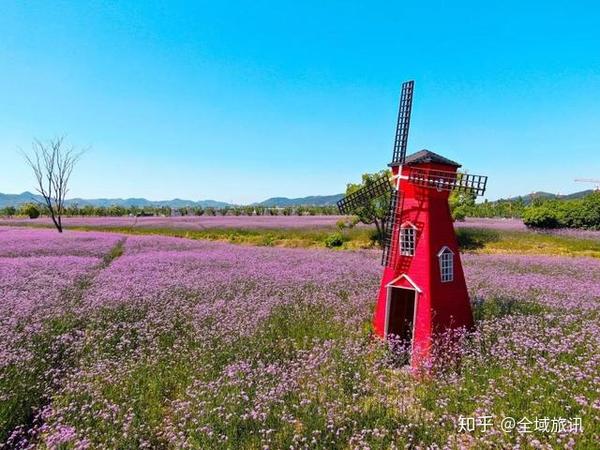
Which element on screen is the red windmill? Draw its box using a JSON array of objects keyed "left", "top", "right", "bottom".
[{"left": 337, "top": 81, "right": 488, "bottom": 366}]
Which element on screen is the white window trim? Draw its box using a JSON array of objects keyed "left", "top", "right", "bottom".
[
  {"left": 399, "top": 222, "right": 417, "bottom": 256},
  {"left": 384, "top": 275, "right": 421, "bottom": 350},
  {"left": 437, "top": 246, "right": 454, "bottom": 283},
  {"left": 436, "top": 246, "right": 454, "bottom": 257},
  {"left": 385, "top": 274, "right": 422, "bottom": 292}
]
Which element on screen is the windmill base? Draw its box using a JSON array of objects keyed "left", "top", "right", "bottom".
[{"left": 373, "top": 266, "right": 474, "bottom": 369}]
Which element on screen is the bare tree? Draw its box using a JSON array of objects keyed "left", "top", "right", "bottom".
[{"left": 22, "top": 136, "right": 84, "bottom": 233}]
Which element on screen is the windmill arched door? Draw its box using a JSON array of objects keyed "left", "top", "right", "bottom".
[{"left": 384, "top": 275, "right": 420, "bottom": 349}]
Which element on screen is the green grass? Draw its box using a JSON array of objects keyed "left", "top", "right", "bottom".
[
  {"left": 457, "top": 227, "right": 600, "bottom": 258},
  {"left": 472, "top": 296, "right": 549, "bottom": 321},
  {"left": 63, "top": 224, "right": 600, "bottom": 258},
  {"left": 456, "top": 227, "right": 501, "bottom": 250},
  {"left": 479, "top": 229, "right": 600, "bottom": 258},
  {"left": 67, "top": 225, "right": 376, "bottom": 249},
  {"left": 101, "top": 237, "right": 126, "bottom": 266}
]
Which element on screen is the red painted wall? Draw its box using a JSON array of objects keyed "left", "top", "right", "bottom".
[{"left": 373, "top": 161, "right": 474, "bottom": 366}]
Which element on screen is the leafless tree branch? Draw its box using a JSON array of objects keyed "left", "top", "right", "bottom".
[{"left": 21, "top": 136, "right": 84, "bottom": 232}]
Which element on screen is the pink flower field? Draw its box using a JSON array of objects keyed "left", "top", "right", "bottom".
[
  {"left": 0, "top": 215, "right": 349, "bottom": 230},
  {"left": 1, "top": 228, "right": 599, "bottom": 448},
  {"left": 4, "top": 216, "right": 600, "bottom": 243},
  {"left": 0, "top": 215, "right": 537, "bottom": 232}
]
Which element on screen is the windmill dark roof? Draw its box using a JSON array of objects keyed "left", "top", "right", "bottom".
[{"left": 389, "top": 149, "right": 461, "bottom": 168}]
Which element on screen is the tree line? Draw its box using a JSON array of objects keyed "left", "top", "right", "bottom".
[
  {"left": 0, "top": 203, "right": 341, "bottom": 218},
  {"left": 451, "top": 190, "right": 600, "bottom": 230},
  {"left": 520, "top": 192, "right": 600, "bottom": 229}
]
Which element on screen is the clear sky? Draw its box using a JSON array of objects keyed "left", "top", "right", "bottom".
[{"left": 1, "top": 1, "right": 599, "bottom": 203}]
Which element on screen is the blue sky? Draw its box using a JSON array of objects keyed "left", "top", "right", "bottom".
[{"left": 1, "top": 1, "right": 599, "bottom": 203}]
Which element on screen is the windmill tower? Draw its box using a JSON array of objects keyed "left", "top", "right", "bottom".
[{"left": 337, "top": 81, "right": 488, "bottom": 366}]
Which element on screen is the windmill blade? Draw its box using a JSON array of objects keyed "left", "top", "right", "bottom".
[
  {"left": 381, "top": 187, "right": 401, "bottom": 266},
  {"left": 407, "top": 168, "right": 488, "bottom": 196},
  {"left": 337, "top": 175, "right": 392, "bottom": 215},
  {"left": 390, "top": 80, "right": 415, "bottom": 165}
]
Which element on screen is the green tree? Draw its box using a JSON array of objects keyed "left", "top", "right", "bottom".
[
  {"left": 107, "top": 205, "right": 127, "bottom": 216},
  {"left": 81, "top": 205, "right": 95, "bottom": 216},
  {"left": 579, "top": 192, "right": 600, "bottom": 229},
  {"left": 345, "top": 170, "right": 391, "bottom": 247},
  {"left": 449, "top": 173, "right": 476, "bottom": 221},
  {"left": 19, "top": 203, "right": 40, "bottom": 219},
  {"left": 522, "top": 205, "right": 561, "bottom": 228},
  {"left": 1, "top": 206, "right": 17, "bottom": 217}
]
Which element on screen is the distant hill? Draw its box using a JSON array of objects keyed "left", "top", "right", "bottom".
[
  {"left": 4, "top": 189, "right": 592, "bottom": 209},
  {"left": 560, "top": 190, "right": 595, "bottom": 200},
  {"left": 0, "top": 191, "right": 344, "bottom": 209},
  {"left": 504, "top": 190, "right": 595, "bottom": 204},
  {"left": 0, "top": 192, "right": 229, "bottom": 209},
  {"left": 256, "top": 194, "right": 344, "bottom": 207},
  {"left": 0, "top": 192, "right": 45, "bottom": 208},
  {"left": 65, "top": 197, "right": 229, "bottom": 208}
]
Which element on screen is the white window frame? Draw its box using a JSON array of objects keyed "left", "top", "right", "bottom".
[
  {"left": 437, "top": 246, "right": 454, "bottom": 282},
  {"left": 384, "top": 274, "right": 422, "bottom": 343},
  {"left": 399, "top": 222, "right": 417, "bottom": 256}
]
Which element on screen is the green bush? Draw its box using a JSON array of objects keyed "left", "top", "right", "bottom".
[
  {"left": 472, "top": 297, "right": 547, "bottom": 321},
  {"left": 324, "top": 232, "right": 345, "bottom": 248},
  {"left": 261, "top": 233, "right": 277, "bottom": 246},
  {"left": 19, "top": 203, "right": 40, "bottom": 219},
  {"left": 522, "top": 205, "right": 561, "bottom": 228},
  {"left": 579, "top": 192, "right": 600, "bottom": 229},
  {"left": 368, "top": 228, "right": 385, "bottom": 247},
  {"left": 336, "top": 216, "right": 359, "bottom": 230},
  {"left": 1, "top": 206, "right": 16, "bottom": 217},
  {"left": 522, "top": 193, "right": 600, "bottom": 230},
  {"left": 452, "top": 206, "right": 467, "bottom": 221}
]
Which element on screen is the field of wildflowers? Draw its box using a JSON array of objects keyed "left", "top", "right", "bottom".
[
  {"left": 3, "top": 217, "right": 599, "bottom": 253},
  {"left": 0, "top": 215, "right": 349, "bottom": 230},
  {"left": 1, "top": 227, "right": 598, "bottom": 448},
  {"left": 0, "top": 215, "right": 538, "bottom": 232}
]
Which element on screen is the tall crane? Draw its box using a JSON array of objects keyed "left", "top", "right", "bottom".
[{"left": 574, "top": 178, "right": 600, "bottom": 190}]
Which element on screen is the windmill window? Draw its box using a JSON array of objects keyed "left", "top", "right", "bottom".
[
  {"left": 399, "top": 224, "right": 416, "bottom": 256},
  {"left": 438, "top": 247, "right": 454, "bottom": 282}
]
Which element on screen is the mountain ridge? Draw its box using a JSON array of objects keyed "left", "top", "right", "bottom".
[
  {"left": 1, "top": 189, "right": 595, "bottom": 209},
  {"left": 503, "top": 190, "right": 594, "bottom": 203},
  {"left": 256, "top": 194, "right": 344, "bottom": 207}
]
